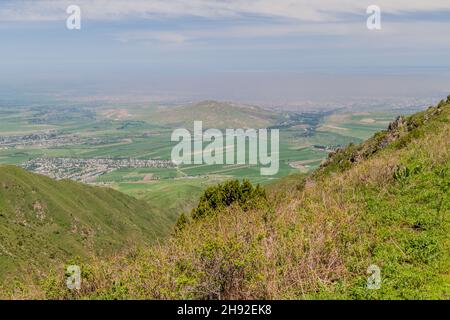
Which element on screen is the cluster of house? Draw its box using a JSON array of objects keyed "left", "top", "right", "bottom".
[{"left": 22, "top": 157, "right": 175, "bottom": 183}]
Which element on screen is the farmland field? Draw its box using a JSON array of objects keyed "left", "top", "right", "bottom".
[{"left": 0, "top": 101, "right": 402, "bottom": 221}]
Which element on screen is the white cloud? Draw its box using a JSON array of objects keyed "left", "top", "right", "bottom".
[
  {"left": 116, "top": 23, "right": 360, "bottom": 44},
  {"left": 1, "top": 0, "right": 449, "bottom": 22},
  {"left": 2, "top": 0, "right": 449, "bottom": 50},
  {"left": 115, "top": 20, "right": 450, "bottom": 48},
  {"left": 116, "top": 31, "right": 191, "bottom": 44}
]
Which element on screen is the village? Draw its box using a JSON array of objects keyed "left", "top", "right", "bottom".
[{"left": 21, "top": 157, "right": 175, "bottom": 183}]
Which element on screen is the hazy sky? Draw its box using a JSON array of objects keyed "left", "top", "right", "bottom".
[{"left": 1, "top": 0, "right": 449, "bottom": 104}]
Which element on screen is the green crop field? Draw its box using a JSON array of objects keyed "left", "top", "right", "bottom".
[
  {"left": 0, "top": 102, "right": 401, "bottom": 228},
  {"left": 317, "top": 111, "right": 400, "bottom": 140}
]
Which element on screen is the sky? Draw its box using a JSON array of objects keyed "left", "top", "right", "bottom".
[{"left": 1, "top": 0, "right": 449, "bottom": 105}]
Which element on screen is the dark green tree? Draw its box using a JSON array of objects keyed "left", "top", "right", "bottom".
[{"left": 191, "top": 179, "right": 267, "bottom": 220}]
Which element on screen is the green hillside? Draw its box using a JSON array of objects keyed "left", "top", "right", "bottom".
[
  {"left": 0, "top": 165, "right": 172, "bottom": 281},
  {"left": 148, "top": 100, "right": 280, "bottom": 128},
  {"left": 2, "top": 97, "right": 449, "bottom": 299}
]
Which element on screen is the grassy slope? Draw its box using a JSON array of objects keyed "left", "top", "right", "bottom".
[
  {"left": 117, "top": 177, "right": 224, "bottom": 223},
  {"left": 3, "top": 98, "right": 449, "bottom": 299},
  {"left": 0, "top": 166, "right": 172, "bottom": 281}
]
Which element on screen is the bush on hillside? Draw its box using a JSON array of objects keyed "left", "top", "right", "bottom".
[{"left": 191, "top": 179, "right": 267, "bottom": 220}]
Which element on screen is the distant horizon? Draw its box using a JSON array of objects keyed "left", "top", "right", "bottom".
[
  {"left": 1, "top": 0, "right": 449, "bottom": 107},
  {"left": 1, "top": 71, "right": 448, "bottom": 111}
]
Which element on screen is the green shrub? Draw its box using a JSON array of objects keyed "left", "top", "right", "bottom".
[
  {"left": 191, "top": 179, "right": 267, "bottom": 220},
  {"left": 174, "top": 212, "right": 189, "bottom": 233}
]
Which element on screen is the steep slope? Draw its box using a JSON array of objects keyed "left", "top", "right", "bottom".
[
  {"left": 0, "top": 165, "right": 171, "bottom": 281},
  {"left": 3, "top": 97, "right": 449, "bottom": 299},
  {"left": 149, "top": 100, "right": 280, "bottom": 128},
  {"left": 314, "top": 98, "right": 449, "bottom": 178}
]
